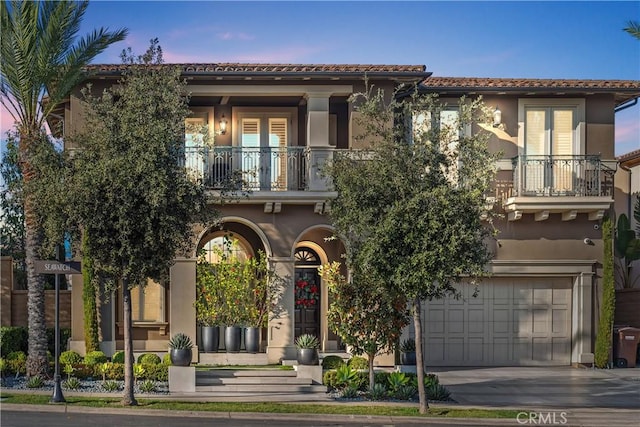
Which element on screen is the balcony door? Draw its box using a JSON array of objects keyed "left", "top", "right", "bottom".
[
  {"left": 240, "top": 115, "right": 289, "bottom": 191},
  {"left": 524, "top": 107, "right": 576, "bottom": 195}
]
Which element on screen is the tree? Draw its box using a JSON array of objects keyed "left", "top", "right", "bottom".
[
  {"left": 624, "top": 20, "right": 640, "bottom": 40},
  {"left": 326, "top": 85, "right": 498, "bottom": 413},
  {"left": 1, "top": 0, "right": 127, "bottom": 377},
  {"left": 67, "top": 40, "right": 211, "bottom": 406},
  {"left": 320, "top": 261, "right": 409, "bottom": 391}
]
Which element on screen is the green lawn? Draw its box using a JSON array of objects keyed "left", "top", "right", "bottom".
[{"left": 0, "top": 393, "right": 520, "bottom": 419}]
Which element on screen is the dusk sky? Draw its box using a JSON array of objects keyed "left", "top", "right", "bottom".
[{"left": 1, "top": 1, "right": 639, "bottom": 154}]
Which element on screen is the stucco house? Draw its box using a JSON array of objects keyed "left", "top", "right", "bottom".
[{"left": 50, "top": 63, "right": 640, "bottom": 368}]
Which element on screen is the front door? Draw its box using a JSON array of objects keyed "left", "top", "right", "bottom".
[{"left": 294, "top": 248, "right": 320, "bottom": 339}]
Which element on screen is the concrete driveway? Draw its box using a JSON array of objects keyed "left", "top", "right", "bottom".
[{"left": 430, "top": 366, "right": 640, "bottom": 409}]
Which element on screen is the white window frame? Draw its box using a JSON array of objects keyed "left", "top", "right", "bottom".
[{"left": 518, "top": 99, "right": 585, "bottom": 156}]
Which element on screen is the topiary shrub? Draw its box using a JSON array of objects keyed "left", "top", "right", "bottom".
[
  {"left": 142, "top": 363, "right": 168, "bottom": 381},
  {"left": 59, "top": 350, "right": 83, "bottom": 366},
  {"left": 321, "top": 355, "right": 345, "bottom": 370},
  {"left": 137, "top": 353, "right": 161, "bottom": 365},
  {"left": 84, "top": 351, "right": 107, "bottom": 366},
  {"left": 323, "top": 369, "right": 339, "bottom": 390},
  {"left": 595, "top": 217, "right": 615, "bottom": 368},
  {"left": 103, "top": 362, "right": 124, "bottom": 380},
  {"left": 347, "top": 356, "right": 367, "bottom": 370},
  {"left": 111, "top": 351, "right": 125, "bottom": 364}
]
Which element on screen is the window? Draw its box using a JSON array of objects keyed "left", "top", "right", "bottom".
[
  {"left": 201, "top": 234, "right": 253, "bottom": 264},
  {"left": 184, "top": 108, "right": 214, "bottom": 181},
  {"left": 234, "top": 108, "right": 297, "bottom": 190},
  {"left": 131, "top": 279, "right": 165, "bottom": 323},
  {"left": 518, "top": 99, "right": 586, "bottom": 194}
]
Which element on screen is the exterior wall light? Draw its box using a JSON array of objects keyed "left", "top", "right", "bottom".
[
  {"left": 219, "top": 115, "right": 227, "bottom": 135},
  {"left": 493, "top": 107, "right": 502, "bottom": 127}
]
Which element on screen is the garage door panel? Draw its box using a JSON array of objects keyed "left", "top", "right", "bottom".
[{"left": 424, "top": 278, "right": 572, "bottom": 366}]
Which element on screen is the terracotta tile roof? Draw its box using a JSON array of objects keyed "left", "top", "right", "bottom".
[
  {"left": 617, "top": 149, "right": 640, "bottom": 164},
  {"left": 84, "top": 63, "right": 427, "bottom": 75},
  {"left": 422, "top": 77, "right": 640, "bottom": 91}
]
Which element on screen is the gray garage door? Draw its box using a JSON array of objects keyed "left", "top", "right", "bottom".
[{"left": 424, "top": 278, "right": 572, "bottom": 366}]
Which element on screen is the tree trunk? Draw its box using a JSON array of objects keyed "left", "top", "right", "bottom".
[
  {"left": 21, "top": 135, "right": 48, "bottom": 378},
  {"left": 121, "top": 278, "right": 137, "bottom": 406},
  {"left": 413, "top": 298, "right": 429, "bottom": 413},
  {"left": 368, "top": 352, "right": 375, "bottom": 392}
]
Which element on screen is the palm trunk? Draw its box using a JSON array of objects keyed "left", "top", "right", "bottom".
[
  {"left": 413, "top": 298, "right": 429, "bottom": 413},
  {"left": 21, "top": 134, "right": 48, "bottom": 378},
  {"left": 121, "top": 278, "right": 137, "bottom": 406}
]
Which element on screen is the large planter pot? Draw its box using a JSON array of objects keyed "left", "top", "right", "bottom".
[
  {"left": 244, "top": 327, "right": 260, "bottom": 353},
  {"left": 400, "top": 351, "right": 416, "bottom": 365},
  {"left": 201, "top": 326, "right": 219, "bottom": 353},
  {"left": 296, "top": 348, "right": 319, "bottom": 365},
  {"left": 225, "top": 326, "right": 242, "bottom": 353},
  {"left": 169, "top": 348, "right": 192, "bottom": 366}
]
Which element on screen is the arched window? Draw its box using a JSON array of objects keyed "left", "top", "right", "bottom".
[{"left": 201, "top": 234, "right": 253, "bottom": 263}]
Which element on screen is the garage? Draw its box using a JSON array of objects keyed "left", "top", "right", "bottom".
[{"left": 423, "top": 278, "right": 573, "bottom": 366}]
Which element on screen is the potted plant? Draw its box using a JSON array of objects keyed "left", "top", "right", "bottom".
[
  {"left": 399, "top": 338, "right": 416, "bottom": 365},
  {"left": 295, "top": 334, "right": 320, "bottom": 365},
  {"left": 168, "top": 332, "right": 193, "bottom": 366},
  {"left": 195, "top": 255, "right": 224, "bottom": 352}
]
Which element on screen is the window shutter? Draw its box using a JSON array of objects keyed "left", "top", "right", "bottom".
[
  {"left": 269, "top": 118, "right": 288, "bottom": 147},
  {"left": 552, "top": 109, "right": 574, "bottom": 156},
  {"left": 242, "top": 118, "right": 260, "bottom": 147},
  {"left": 525, "top": 109, "right": 547, "bottom": 155}
]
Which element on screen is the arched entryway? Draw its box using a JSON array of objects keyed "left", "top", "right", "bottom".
[{"left": 294, "top": 247, "right": 321, "bottom": 339}]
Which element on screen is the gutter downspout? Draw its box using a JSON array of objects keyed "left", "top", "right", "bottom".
[{"left": 614, "top": 98, "right": 638, "bottom": 113}]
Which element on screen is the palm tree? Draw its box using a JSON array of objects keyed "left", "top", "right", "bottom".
[
  {"left": 624, "top": 20, "right": 640, "bottom": 40},
  {"left": 1, "top": 0, "right": 127, "bottom": 377}
]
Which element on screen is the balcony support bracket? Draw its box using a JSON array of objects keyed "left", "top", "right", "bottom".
[
  {"left": 535, "top": 211, "right": 550, "bottom": 222},
  {"left": 508, "top": 210, "right": 523, "bottom": 221},
  {"left": 562, "top": 210, "right": 578, "bottom": 221}
]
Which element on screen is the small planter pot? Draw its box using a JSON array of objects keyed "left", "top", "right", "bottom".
[
  {"left": 296, "top": 348, "right": 319, "bottom": 365},
  {"left": 201, "top": 326, "right": 220, "bottom": 353},
  {"left": 244, "top": 327, "right": 260, "bottom": 353},
  {"left": 225, "top": 325, "right": 242, "bottom": 353},
  {"left": 169, "top": 348, "right": 192, "bottom": 366},
  {"left": 400, "top": 351, "right": 416, "bottom": 365}
]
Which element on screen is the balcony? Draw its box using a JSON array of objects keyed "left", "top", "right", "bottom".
[
  {"left": 502, "top": 155, "right": 614, "bottom": 221},
  {"left": 183, "top": 146, "right": 335, "bottom": 208}
]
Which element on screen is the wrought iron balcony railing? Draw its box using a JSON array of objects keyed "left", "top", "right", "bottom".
[
  {"left": 182, "top": 146, "right": 308, "bottom": 191},
  {"left": 510, "top": 155, "right": 613, "bottom": 198}
]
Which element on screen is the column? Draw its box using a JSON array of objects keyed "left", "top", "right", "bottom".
[
  {"left": 572, "top": 272, "right": 594, "bottom": 364},
  {"left": 267, "top": 256, "right": 296, "bottom": 363},
  {"left": 169, "top": 258, "right": 198, "bottom": 363},
  {"left": 306, "top": 93, "right": 334, "bottom": 191}
]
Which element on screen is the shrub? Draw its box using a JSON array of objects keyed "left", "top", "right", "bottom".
[
  {"left": 84, "top": 351, "right": 107, "bottom": 366},
  {"left": 63, "top": 377, "right": 82, "bottom": 390},
  {"left": 71, "top": 363, "right": 95, "bottom": 379},
  {"left": 137, "top": 353, "right": 161, "bottom": 365},
  {"left": 6, "top": 351, "right": 26, "bottom": 361},
  {"left": 59, "top": 350, "right": 82, "bottom": 366},
  {"left": 340, "top": 385, "right": 359, "bottom": 398},
  {"left": 321, "top": 355, "right": 345, "bottom": 370},
  {"left": 323, "top": 370, "right": 338, "bottom": 390},
  {"left": 393, "top": 384, "right": 417, "bottom": 400},
  {"left": 162, "top": 353, "right": 171, "bottom": 365},
  {"left": 334, "top": 364, "right": 359, "bottom": 390},
  {"left": 139, "top": 379, "right": 156, "bottom": 393},
  {"left": 138, "top": 363, "right": 168, "bottom": 381},
  {"left": 103, "top": 363, "right": 124, "bottom": 380},
  {"left": 26, "top": 375, "right": 45, "bottom": 388},
  {"left": 0, "top": 327, "right": 28, "bottom": 356},
  {"left": 387, "top": 371, "right": 410, "bottom": 393},
  {"left": 426, "top": 382, "right": 451, "bottom": 401},
  {"left": 102, "top": 379, "right": 121, "bottom": 392},
  {"left": 347, "top": 356, "right": 367, "bottom": 370},
  {"left": 111, "top": 351, "right": 125, "bottom": 364},
  {"left": 369, "top": 382, "right": 388, "bottom": 400},
  {"left": 294, "top": 334, "right": 319, "bottom": 349}
]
